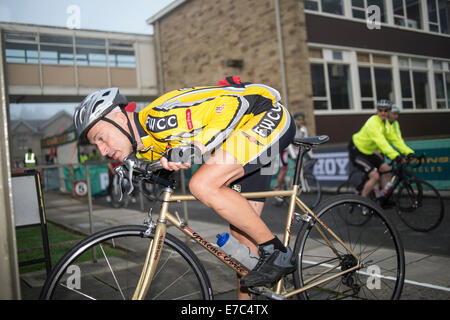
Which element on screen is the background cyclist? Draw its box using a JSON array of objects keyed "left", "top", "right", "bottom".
[{"left": 348, "top": 100, "right": 414, "bottom": 203}]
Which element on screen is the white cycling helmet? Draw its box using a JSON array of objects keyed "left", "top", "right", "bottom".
[
  {"left": 73, "top": 88, "right": 134, "bottom": 148},
  {"left": 376, "top": 99, "right": 392, "bottom": 110},
  {"left": 391, "top": 104, "right": 401, "bottom": 113}
]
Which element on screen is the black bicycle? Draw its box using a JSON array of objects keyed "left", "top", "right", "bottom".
[{"left": 337, "top": 154, "right": 444, "bottom": 232}]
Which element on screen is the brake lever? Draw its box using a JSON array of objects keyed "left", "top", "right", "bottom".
[
  {"left": 122, "top": 155, "right": 138, "bottom": 196},
  {"left": 113, "top": 166, "right": 126, "bottom": 201}
]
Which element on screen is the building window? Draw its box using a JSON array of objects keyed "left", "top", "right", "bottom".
[
  {"left": 352, "top": 0, "right": 387, "bottom": 22},
  {"left": 427, "top": 0, "right": 450, "bottom": 34},
  {"left": 399, "top": 57, "right": 431, "bottom": 109},
  {"left": 304, "top": 0, "right": 344, "bottom": 15},
  {"left": 433, "top": 61, "right": 450, "bottom": 109},
  {"left": 75, "top": 38, "right": 107, "bottom": 66},
  {"left": 108, "top": 40, "right": 136, "bottom": 68},
  {"left": 328, "top": 64, "right": 353, "bottom": 109},
  {"left": 393, "top": 0, "right": 423, "bottom": 30},
  {"left": 309, "top": 48, "right": 354, "bottom": 110},
  {"left": 40, "top": 34, "right": 75, "bottom": 65},
  {"left": 357, "top": 53, "right": 394, "bottom": 109},
  {"left": 310, "top": 64, "right": 328, "bottom": 109},
  {"left": 4, "top": 33, "right": 39, "bottom": 64}
]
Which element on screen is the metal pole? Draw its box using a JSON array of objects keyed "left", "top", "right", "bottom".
[
  {"left": 85, "top": 164, "right": 97, "bottom": 262},
  {"left": 0, "top": 29, "right": 21, "bottom": 299},
  {"left": 274, "top": 0, "right": 289, "bottom": 109}
]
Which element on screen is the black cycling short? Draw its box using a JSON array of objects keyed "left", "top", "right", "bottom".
[
  {"left": 348, "top": 140, "right": 384, "bottom": 174},
  {"left": 230, "top": 113, "right": 296, "bottom": 202}
]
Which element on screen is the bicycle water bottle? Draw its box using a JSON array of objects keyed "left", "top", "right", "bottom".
[
  {"left": 216, "top": 232, "right": 259, "bottom": 270},
  {"left": 379, "top": 181, "right": 394, "bottom": 198}
]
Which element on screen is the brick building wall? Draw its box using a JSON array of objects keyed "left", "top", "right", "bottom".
[{"left": 153, "top": 0, "right": 316, "bottom": 135}]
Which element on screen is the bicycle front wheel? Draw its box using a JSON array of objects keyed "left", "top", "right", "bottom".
[
  {"left": 395, "top": 179, "right": 444, "bottom": 232},
  {"left": 293, "top": 194, "right": 405, "bottom": 300},
  {"left": 39, "top": 225, "right": 213, "bottom": 300}
]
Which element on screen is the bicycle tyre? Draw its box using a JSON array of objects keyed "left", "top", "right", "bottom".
[
  {"left": 39, "top": 225, "right": 213, "bottom": 300},
  {"left": 395, "top": 179, "right": 444, "bottom": 232},
  {"left": 336, "top": 181, "right": 372, "bottom": 227},
  {"left": 293, "top": 194, "right": 405, "bottom": 300},
  {"left": 336, "top": 180, "right": 358, "bottom": 195},
  {"left": 298, "top": 174, "right": 322, "bottom": 209}
]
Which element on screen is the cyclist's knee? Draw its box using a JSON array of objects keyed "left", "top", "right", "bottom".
[
  {"left": 368, "top": 169, "right": 380, "bottom": 181},
  {"left": 188, "top": 175, "right": 207, "bottom": 199}
]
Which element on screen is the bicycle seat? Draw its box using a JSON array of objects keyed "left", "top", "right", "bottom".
[{"left": 293, "top": 135, "right": 329, "bottom": 147}]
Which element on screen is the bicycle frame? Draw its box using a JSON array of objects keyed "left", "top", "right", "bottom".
[{"left": 131, "top": 185, "right": 363, "bottom": 300}]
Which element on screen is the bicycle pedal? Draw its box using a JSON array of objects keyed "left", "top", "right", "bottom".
[
  {"left": 248, "top": 286, "right": 286, "bottom": 300},
  {"left": 294, "top": 212, "right": 312, "bottom": 224}
]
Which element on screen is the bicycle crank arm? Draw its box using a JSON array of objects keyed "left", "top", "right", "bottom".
[{"left": 249, "top": 287, "right": 286, "bottom": 300}]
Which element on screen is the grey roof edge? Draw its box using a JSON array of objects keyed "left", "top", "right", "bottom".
[{"left": 146, "top": 0, "right": 189, "bottom": 25}]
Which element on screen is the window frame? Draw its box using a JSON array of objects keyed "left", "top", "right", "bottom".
[
  {"left": 309, "top": 44, "right": 450, "bottom": 115},
  {"left": 304, "top": 0, "right": 450, "bottom": 36}
]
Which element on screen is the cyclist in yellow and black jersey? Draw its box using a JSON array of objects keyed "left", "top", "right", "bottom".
[
  {"left": 73, "top": 78, "right": 296, "bottom": 299},
  {"left": 136, "top": 82, "right": 293, "bottom": 173}
]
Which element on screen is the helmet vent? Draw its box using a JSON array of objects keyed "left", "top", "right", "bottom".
[
  {"left": 92, "top": 99, "right": 104, "bottom": 113},
  {"left": 102, "top": 90, "right": 111, "bottom": 97}
]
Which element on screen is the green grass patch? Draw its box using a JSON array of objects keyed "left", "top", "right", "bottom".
[{"left": 16, "top": 223, "right": 123, "bottom": 274}]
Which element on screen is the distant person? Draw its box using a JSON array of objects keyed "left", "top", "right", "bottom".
[
  {"left": 274, "top": 112, "right": 311, "bottom": 192},
  {"left": 89, "top": 149, "right": 102, "bottom": 161},
  {"left": 79, "top": 150, "right": 89, "bottom": 164},
  {"left": 348, "top": 100, "right": 414, "bottom": 201},
  {"left": 388, "top": 104, "right": 414, "bottom": 148},
  {"left": 24, "top": 148, "right": 36, "bottom": 167}
]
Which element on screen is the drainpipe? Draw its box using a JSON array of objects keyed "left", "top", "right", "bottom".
[
  {"left": 274, "top": 0, "right": 289, "bottom": 109},
  {"left": 154, "top": 21, "right": 165, "bottom": 94}
]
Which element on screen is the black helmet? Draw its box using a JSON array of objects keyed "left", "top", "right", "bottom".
[
  {"left": 293, "top": 112, "right": 305, "bottom": 120},
  {"left": 376, "top": 99, "right": 392, "bottom": 110}
]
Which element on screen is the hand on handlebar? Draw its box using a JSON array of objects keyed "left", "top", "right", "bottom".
[
  {"left": 394, "top": 155, "right": 407, "bottom": 165},
  {"left": 161, "top": 144, "right": 203, "bottom": 171}
]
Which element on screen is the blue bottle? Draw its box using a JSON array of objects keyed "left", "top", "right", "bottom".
[{"left": 216, "top": 232, "right": 259, "bottom": 270}]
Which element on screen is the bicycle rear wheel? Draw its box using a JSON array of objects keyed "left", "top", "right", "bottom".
[
  {"left": 336, "top": 182, "right": 372, "bottom": 227},
  {"left": 395, "top": 179, "right": 444, "bottom": 232},
  {"left": 293, "top": 194, "right": 405, "bottom": 300},
  {"left": 39, "top": 225, "right": 213, "bottom": 300}
]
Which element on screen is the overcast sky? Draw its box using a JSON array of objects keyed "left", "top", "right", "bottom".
[{"left": 1, "top": 0, "right": 175, "bottom": 120}]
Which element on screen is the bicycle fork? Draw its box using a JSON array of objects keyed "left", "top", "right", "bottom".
[{"left": 132, "top": 188, "right": 173, "bottom": 300}]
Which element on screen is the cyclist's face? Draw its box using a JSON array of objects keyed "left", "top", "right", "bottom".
[
  {"left": 389, "top": 111, "right": 399, "bottom": 123},
  {"left": 377, "top": 108, "right": 389, "bottom": 121},
  {"left": 87, "top": 115, "right": 132, "bottom": 161}
]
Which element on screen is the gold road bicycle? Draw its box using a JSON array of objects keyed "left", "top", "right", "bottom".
[{"left": 40, "top": 136, "right": 405, "bottom": 300}]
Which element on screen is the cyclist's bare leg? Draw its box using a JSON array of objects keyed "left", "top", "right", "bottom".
[
  {"left": 230, "top": 201, "right": 264, "bottom": 300},
  {"left": 189, "top": 148, "right": 275, "bottom": 245},
  {"left": 361, "top": 169, "right": 380, "bottom": 197},
  {"left": 379, "top": 163, "right": 391, "bottom": 189}
]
